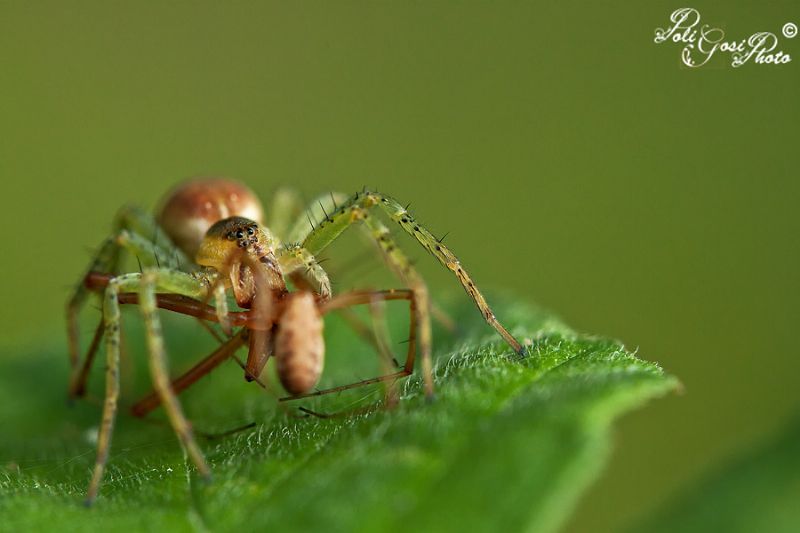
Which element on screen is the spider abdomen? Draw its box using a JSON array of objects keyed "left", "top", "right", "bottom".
[
  {"left": 157, "top": 178, "right": 264, "bottom": 258},
  {"left": 275, "top": 292, "right": 325, "bottom": 395}
]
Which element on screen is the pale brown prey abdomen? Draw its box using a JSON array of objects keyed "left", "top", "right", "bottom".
[{"left": 275, "top": 292, "right": 325, "bottom": 395}]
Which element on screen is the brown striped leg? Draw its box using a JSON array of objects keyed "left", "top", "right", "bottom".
[
  {"left": 130, "top": 329, "right": 249, "bottom": 418},
  {"left": 68, "top": 318, "right": 105, "bottom": 399}
]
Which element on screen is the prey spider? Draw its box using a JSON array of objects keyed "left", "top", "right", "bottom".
[{"left": 67, "top": 178, "right": 524, "bottom": 504}]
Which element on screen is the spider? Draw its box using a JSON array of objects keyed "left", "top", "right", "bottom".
[{"left": 67, "top": 178, "right": 524, "bottom": 504}]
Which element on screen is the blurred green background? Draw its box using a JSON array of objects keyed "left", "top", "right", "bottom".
[{"left": 1, "top": 1, "right": 798, "bottom": 531}]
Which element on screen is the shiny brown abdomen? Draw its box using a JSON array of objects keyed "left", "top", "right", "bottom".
[{"left": 157, "top": 178, "right": 264, "bottom": 258}]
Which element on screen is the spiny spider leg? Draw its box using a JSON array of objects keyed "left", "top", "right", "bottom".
[
  {"left": 67, "top": 237, "right": 120, "bottom": 370},
  {"left": 303, "top": 190, "right": 525, "bottom": 356},
  {"left": 67, "top": 206, "right": 190, "bottom": 393},
  {"left": 277, "top": 190, "right": 434, "bottom": 395},
  {"left": 99, "top": 286, "right": 274, "bottom": 419},
  {"left": 285, "top": 189, "right": 436, "bottom": 329},
  {"left": 285, "top": 191, "right": 347, "bottom": 245},
  {"left": 116, "top": 205, "right": 192, "bottom": 266},
  {"left": 85, "top": 268, "right": 213, "bottom": 505},
  {"left": 72, "top": 242, "right": 230, "bottom": 402},
  {"left": 281, "top": 190, "right": 453, "bottom": 381},
  {"left": 107, "top": 252, "right": 274, "bottom": 421},
  {"left": 75, "top": 272, "right": 231, "bottom": 401},
  {"left": 361, "top": 213, "right": 435, "bottom": 395},
  {"left": 301, "top": 195, "right": 435, "bottom": 394},
  {"left": 139, "top": 270, "right": 210, "bottom": 483},
  {"left": 274, "top": 190, "right": 341, "bottom": 302},
  {"left": 84, "top": 273, "right": 127, "bottom": 505},
  {"left": 277, "top": 244, "right": 332, "bottom": 300}
]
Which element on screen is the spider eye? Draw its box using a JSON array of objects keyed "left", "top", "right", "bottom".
[
  {"left": 226, "top": 232, "right": 236, "bottom": 240},
  {"left": 246, "top": 227, "right": 255, "bottom": 236},
  {"left": 235, "top": 229, "right": 244, "bottom": 239}
]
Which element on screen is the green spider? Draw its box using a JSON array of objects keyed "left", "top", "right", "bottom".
[{"left": 67, "top": 178, "right": 524, "bottom": 505}]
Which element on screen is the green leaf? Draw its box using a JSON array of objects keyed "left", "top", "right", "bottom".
[
  {"left": 630, "top": 415, "right": 800, "bottom": 533},
  {"left": 0, "top": 298, "right": 677, "bottom": 532}
]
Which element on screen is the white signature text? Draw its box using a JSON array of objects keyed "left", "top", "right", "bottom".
[{"left": 654, "top": 8, "right": 792, "bottom": 68}]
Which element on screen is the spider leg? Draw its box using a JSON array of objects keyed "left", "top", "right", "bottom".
[
  {"left": 116, "top": 228, "right": 186, "bottom": 270},
  {"left": 139, "top": 269, "right": 211, "bottom": 481},
  {"left": 77, "top": 272, "right": 244, "bottom": 396},
  {"left": 298, "top": 194, "right": 461, "bottom": 338},
  {"left": 112, "top": 285, "right": 413, "bottom": 421},
  {"left": 211, "top": 281, "right": 232, "bottom": 335},
  {"left": 67, "top": 206, "right": 189, "bottom": 383},
  {"left": 73, "top": 279, "right": 266, "bottom": 416},
  {"left": 335, "top": 307, "right": 387, "bottom": 354},
  {"left": 85, "top": 273, "right": 133, "bottom": 505},
  {"left": 84, "top": 269, "right": 212, "bottom": 503},
  {"left": 277, "top": 244, "right": 332, "bottom": 300},
  {"left": 112, "top": 288, "right": 270, "bottom": 418},
  {"left": 67, "top": 237, "right": 121, "bottom": 371},
  {"left": 68, "top": 232, "right": 179, "bottom": 386},
  {"left": 303, "top": 191, "right": 525, "bottom": 356},
  {"left": 128, "top": 288, "right": 420, "bottom": 413},
  {"left": 334, "top": 303, "right": 399, "bottom": 368},
  {"left": 368, "top": 294, "right": 401, "bottom": 406},
  {"left": 285, "top": 191, "right": 349, "bottom": 244},
  {"left": 360, "top": 214, "right": 435, "bottom": 395},
  {"left": 130, "top": 329, "right": 248, "bottom": 418},
  {"left": 69, "top": 237, "right": 217, "bottom": 399},
  {"left": 290, "top": 191, "right": 459, "bottom": 336},
  {"left": 68, "top": 318, "right": 105, "bottom": 398},
  {"left": 114, "top": 205, "right": 190, "bottom": 267},
  {"left": 430, "top": 303, "right": 458, "bottom": 334},
  {"left": 301, "top": 201, "right": 437, "bottom": 395}
]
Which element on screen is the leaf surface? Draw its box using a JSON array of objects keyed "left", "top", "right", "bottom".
[{"left": 0, "top": 298, "right": 676, "bottom": 532}]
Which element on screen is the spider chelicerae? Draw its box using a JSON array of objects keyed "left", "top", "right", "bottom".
[{"left": 67, "top": 178, "right": 524, "bottom": 504}]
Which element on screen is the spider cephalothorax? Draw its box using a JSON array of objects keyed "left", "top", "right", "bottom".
[
  {"left": 67, "top": 178, "right": 523, "bottom": 505},
  {"left": 212, "top": 216, "right": 266, "bottom": 247},
  {"left": 197, "top": 216, "right": 286, "bottom": 308}
]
